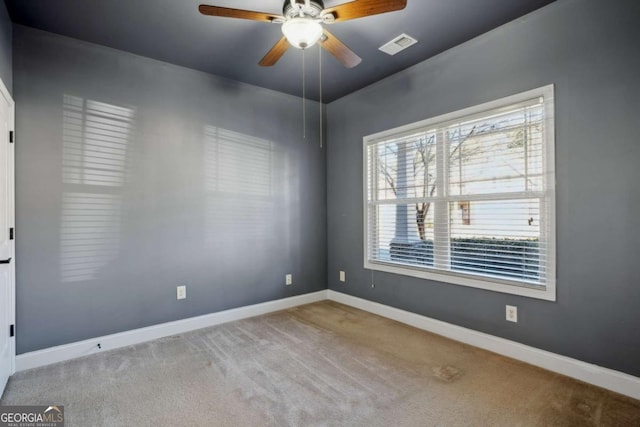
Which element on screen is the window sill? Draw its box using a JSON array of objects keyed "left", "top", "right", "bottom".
[{"left": 364, "top": 259, "right": 556, "bottom": 301}]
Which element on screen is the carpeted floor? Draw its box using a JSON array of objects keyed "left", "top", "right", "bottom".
[{"left": 2, "top": 301, "right": 639, "bottom": 426}]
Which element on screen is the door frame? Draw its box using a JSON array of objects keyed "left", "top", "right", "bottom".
[{"left": 0, "top": 76, "right": 15, "bottom": 378}]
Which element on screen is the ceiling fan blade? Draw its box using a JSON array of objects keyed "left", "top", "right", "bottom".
[
  {"left": 198, "top": 5, "right": 281, "bottom": 22},
  {"left": 320, "top": 29, "right": 362, "bottom": 69},
  {"left": 259, "top": 37, "right": 290, "bottom": 67},
  {"left": 324, "top": 0, "right": 407, "bottom": 22}
]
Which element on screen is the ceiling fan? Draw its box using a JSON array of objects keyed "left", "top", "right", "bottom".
[{"left": 199, "top": 0, "right": 407, "bottom": 69}]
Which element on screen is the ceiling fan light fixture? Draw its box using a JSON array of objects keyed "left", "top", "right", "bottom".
[{"left": 282, "top": 18, "right": 323, "bottom": 49}]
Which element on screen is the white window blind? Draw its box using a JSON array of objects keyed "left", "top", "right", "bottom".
[{"left": 364, "top": 86, "right": 555, "bottom": 300}]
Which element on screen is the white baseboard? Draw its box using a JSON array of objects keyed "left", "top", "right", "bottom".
[
  {"left": 16, "top": 290, "right": 328, "bottom": 372},
  {"left": 327, "top": 290, "right": 640, "bottom": 401},
  {"left": 16, "top": 289, "right": 640, "bottom": 401}
]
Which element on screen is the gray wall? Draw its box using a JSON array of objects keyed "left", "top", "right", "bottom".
[
  {"left": 0, "top": 0, "right": 11, "bottom": 93},
  {"left": 14, "top": 25, "right": 326, "bottom": 354},
  {"left": 327, "top": 0, "right": 640, "bottom": 377}
]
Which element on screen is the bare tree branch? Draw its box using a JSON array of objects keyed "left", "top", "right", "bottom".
[
  {"left": 377, "top": 125, "right": 494, "bottom": 240},
  {"left": 378, "top": 162, "right": 397, "bottom": 196}
]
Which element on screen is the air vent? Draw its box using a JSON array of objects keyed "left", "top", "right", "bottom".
[{"left": 379, "top": 33, "right": 418, "bottom": 55}]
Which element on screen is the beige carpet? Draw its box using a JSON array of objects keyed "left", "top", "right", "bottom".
[{"left": 2, "top": 301, "right": 639, "bottom": 426}]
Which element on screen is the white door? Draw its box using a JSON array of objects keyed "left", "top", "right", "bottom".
[{"left": 0, "top": 77, "right": 15, "bottom": 397}]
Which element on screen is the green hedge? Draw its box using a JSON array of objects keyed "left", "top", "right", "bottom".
[{"left": 389, "top": 237, "right": 540, "bottom": 281}]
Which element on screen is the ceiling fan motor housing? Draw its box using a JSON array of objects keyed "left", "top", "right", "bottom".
[{"left": 283, "top": 0, "right": 325, "bottom": 19}]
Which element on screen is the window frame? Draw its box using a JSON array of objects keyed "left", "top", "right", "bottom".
[{"left": 363, "top": 85, "right": 556, "bottom": 301}]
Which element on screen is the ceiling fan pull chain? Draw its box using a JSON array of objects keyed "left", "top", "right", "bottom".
[
  {"left": 302, "top": 48, "right": 306, "bottom": 139},
  {"left": 319, "top": 44, "right": 323, "bottom": 149}
]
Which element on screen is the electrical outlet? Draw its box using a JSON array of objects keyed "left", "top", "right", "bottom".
[
  {"left": 506, "top": 305, "right": 518, "bottom": 322},
  {"left": 285, "top": 274, "right": 292, "bottom": 286},
  {"left": 177, "top": 285, "right": 186, "bottom": 300},
  {"left": 339, "top": 271, "right": 346, "bottom": 282}
]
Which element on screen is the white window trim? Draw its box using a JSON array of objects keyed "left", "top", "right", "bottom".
[{"left": 363, "top": 85, "right": 556, "bottom": 301}]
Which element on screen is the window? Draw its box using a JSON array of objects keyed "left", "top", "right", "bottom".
[
  {"left": 458, "top": 201, "right": 471, "bottom": 225},
  {"left": 364, "top": 86, "right": 555, "bottom": 300}
]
